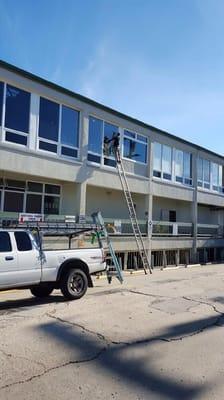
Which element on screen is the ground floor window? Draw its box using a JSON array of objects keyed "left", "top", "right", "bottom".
[{"left": 0, "top": 178, "right": 61, "bottom": 215}]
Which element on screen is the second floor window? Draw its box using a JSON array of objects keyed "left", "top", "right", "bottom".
[
  {"left": 38, "top": 97, "right": 79, "bottom": 158},
  {"left": 123, "top": 130, "right": 147, "bottom": 164},
  {"left": 175, "top": 150, "right": 192, "bottom": 186},
  {"left": 153, "top": 143, "right": 172, "bottom": 180}
]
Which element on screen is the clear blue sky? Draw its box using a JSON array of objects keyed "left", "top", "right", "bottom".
[{"left": 0, "top": 0, "right": 224, "bottom": 154}]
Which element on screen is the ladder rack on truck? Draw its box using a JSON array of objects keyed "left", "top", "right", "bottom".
[{"left": 0, "top": 213, "right": 123, "bottom": 284}]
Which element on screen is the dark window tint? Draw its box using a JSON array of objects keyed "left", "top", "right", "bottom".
[
  {"left": 153, "top": 170, "right": 161, "bottom": 178},
  {"left": 4, "top": 192, "right": 24, "bottom": 212},
  {"left": 45, "top": 184, "right": 60, "bottom": 194},
  {"left": 104, "top": 158, "right": 116, "bottom": 167},
  {"left": 0, "top": 81, "right": 4, "bottom": 125},
  {"left": 87, "top": 153, "right": 101, "bottom": 163},
  {"left": 14, "top": 232, "right": 32, "bottom": 251},
  {"left": 61, "top": 146, "right": 77, "bottom": 158},
  {"left": 6, "top": 131, "right": 27, "bottom": 146},
  {"left": 39, "top": 141, "right": 57, "bottom": 153},
  {"left": 27, "top": 182, "right": 43, "bottom": 192},
  {"left": 39, "top": 98, "right": 59, "bottom": 141},
  {"left": 5, "top": 179, "right": 25, "bottom": 190},
  {"left": 0, "top": 232, "right": 12, "bottom": 252},
  {"left": 61, "top": 106, "right": 79, "bottom": 147},
  {"left": 5, "top": 85, "right": 30, "bottom": 133},
  {"left": 26, "top": 194, "right": 42, "bottom": 213},
  {"left": 169, "top": 210, "right": 176, "bottom": 222},
  {"left": 44, "top": 196, "right": 59, "bottom": 214}
]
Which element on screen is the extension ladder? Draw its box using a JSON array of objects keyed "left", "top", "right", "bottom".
[{"left": 114, "top": 148, "right": 152, "bottom": 274}]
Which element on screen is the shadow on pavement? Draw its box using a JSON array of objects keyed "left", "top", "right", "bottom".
[
  {"left": 36, "top": 314, "right": 217, "bottom": 400},
  {"left": 0, "top": 294, "right": 65, "bottom": 314}
]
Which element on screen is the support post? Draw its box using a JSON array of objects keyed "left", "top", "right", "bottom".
[{"left": 191, "top": 152, "right": 198, "bottom": 263}]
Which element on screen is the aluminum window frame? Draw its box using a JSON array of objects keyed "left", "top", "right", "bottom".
[
  {"left": 122, "top": 129, "right": 148, "bottom": 165},
  {"left": 1, "top": 82, "right": 31, "bottom": 148},
  {"left": 37, "top": 96, "right": 80, "bottom": 161}
]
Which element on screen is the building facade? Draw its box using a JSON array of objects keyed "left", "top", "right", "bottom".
[{"left": 0, "top": 60, "right": 224, "bottom": 268}]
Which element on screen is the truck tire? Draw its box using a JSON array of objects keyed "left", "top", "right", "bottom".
[
  {"left": 60, "top": 268, "right": 88, "bottom": 300},
  {"left": 30, "top": 285, "right": 54, "bottom": 298}
]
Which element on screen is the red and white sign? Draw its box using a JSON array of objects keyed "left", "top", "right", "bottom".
[{"left": 19, "top": 213, "right": 44, "bottom": 223}]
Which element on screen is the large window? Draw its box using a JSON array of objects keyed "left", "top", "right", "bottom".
[
  {"left": 87, "top": 116, "right": 103, "bottom": 164},
  {"left": 123, "top": 130, "right": 147, "bottom": 164},
  {"left": 197, "top": 158, "right": 210, "bottom": 189},
  {"left": 0, "top": 179, "right": 60, "bottom": 215},
  {"left": 175, "top": 150, "right": 192, "bottom": 185},
  {"left": 87, "top": 116, "right": 118, "bottom": 167},
  {"left": 38, "top": 97, "right": 79, "bottom": 158},
  {"left": 4, "top": 84, "right": 30, "bottom": 146},
  {"left": 153, "top": 142, "right": 172, "bottom": 180},
  {"left": 211, "top": 163, "right": 222, "bottom": 192},
  {"left": 0, "top": 81, "right": 4, "bottom": 125}
]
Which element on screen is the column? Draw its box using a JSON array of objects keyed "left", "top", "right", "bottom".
[
  {"left": 76, "top": 182, "right": 87, "bottom": 217},
  {"left": 146, "top": 140, "right": 153, "bottom": 268},
  {"left": 191, "top": 152, "right": 198, "bottom": 263}
]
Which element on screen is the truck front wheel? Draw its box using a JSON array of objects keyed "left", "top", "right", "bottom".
[
  {"left": 60, "top": 268, "right": 88, "bottom": 300},
  {"left": 30, "top": 284, "right": 54, "bottom": 298}
]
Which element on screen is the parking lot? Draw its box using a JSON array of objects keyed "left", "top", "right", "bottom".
[{"left": 1, "top": 264, "right": 224, "bottom": 400}]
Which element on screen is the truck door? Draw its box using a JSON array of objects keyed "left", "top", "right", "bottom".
[
  {"left": 0, "top": 231, "right": 18, "bottom": 287},
  {"left": 13, "top": 231, "right": 41, "bottom": 285}
]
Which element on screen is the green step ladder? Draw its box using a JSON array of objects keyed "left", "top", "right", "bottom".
[{"left": 92, "top": 211, "right": 123, "bottom": 284}]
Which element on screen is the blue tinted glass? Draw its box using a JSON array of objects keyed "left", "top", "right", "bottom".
[
  {"left": 5, "top": 85, "right": 30, "bottom": 133},
  {"left": 123, "top": 138, "right": 147, "bottom": 163},
  {"left": 88, "top": 116, "right": 103, "bottom": 154},
  {"left": 6, "top": 131, "right": 27, "bottom": 146},
  {"left": 87, "top": 153, "right": 101, "bottom": 163},
  {"left": 61, "top": 106, "right": 79, "bottom": 147},
  {"left": 39, "top": 98, "right": 59, "bottom": 141},
  {"left": 104, "top": 122, "right": 118, "bottom": 141},
  {"left": 137, "top": 134, "right": 147, "bottom": 143},
  {"left": 0, "top": 82, "right": 3, "bottom": 125},
  {"left": 124, "top": 130, "right": 135, "bottom": 139}
]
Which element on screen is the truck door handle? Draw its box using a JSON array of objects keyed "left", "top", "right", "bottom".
[{"left": 5, "top": 256, "right": 14, "bottom": 261}]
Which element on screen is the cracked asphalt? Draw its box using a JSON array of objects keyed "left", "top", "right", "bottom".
[{"left": 1, "top": 264, "right": 224, "bottom": 399}]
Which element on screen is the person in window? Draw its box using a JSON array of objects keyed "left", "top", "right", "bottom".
[
  {"left": 103, "top": 136, "right": 111, "bottom": 157},
  {"left": 111, "top": 133, "right": 121, "bottom": 162}
]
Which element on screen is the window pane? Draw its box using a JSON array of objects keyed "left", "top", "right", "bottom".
[
  {"left": 0, "top": 81, "right": 4, "bottom": 125},
  {"left": 14, "top": 232, "right": 32, "bottom": 251},
  {"left": 5, "top": 180, "right": 25, "bottom": 190},
  {"left": 137, "top": 134, "right": 147, "bottom": 143},
  {"left": 123, "top": 138, "right": 147, "bottom": 163},
  {"left": 104, "top": 122, "right": 118, "bottom": 158},
  {"left": 39, "top": 97, "right": 59, "bottom": 141},
  {"left": 183, "top": 152, "right": 191, "bottom": 178},
  {"left": 212, "top": 163, "right": 219, "bottom": 188},
  {"left": 87, "top": 153, "right": 101, "bottom": 163},
  {"left": 61, "top": 146, "right": 77, "bottom": 158},
  {"left": 175, "top": 150, "right": 183, "bottom": 177},
  {"left": 124, "top": 130, "right": 135, "bottom": 139},
  {"left": 6, "top": 131, "right": 27, "bottom": 146},
  {"left": 203, "top": 159, "right": 210, "bottom": 183},
  {"left": 197, "top": 158, "right": 203, "bottom": 181},
  {"left": 39, "top": 141, "right": 57, "bottom": 153},
  {"left": 27, "top": 182, "right": 43, "bottom": 193},
  {"left": 0, "top": 232, "right": 12, "bottom": 252},
  {"left": 219, "top": 165, "right": 222, "bottom": 187},
  {"left": 26, "top": 194, "right": 42, "bottom": 213},
  {"left": 5, "top": 85, "right": 30, "bottom": 133},
  {"left": 44, "top": 195, "right": 59, "bottom": 214},
  {"left": 162, "top": 145, "right": 172, "bottom": 174},
  {"left": 45, "top": 184, "right": 60, "bottom": 195},
  {"left": 4, "top": 191, "right": 24, "bottom": 212},
  {"left": 61, "top": 106, "right": 79, "bottom": 147},
  {"left": 88, "top": 116, "right": 103, "bottom": 155},
  {"left": 153, "top": 143, "right": 162, "bottom": 171}
]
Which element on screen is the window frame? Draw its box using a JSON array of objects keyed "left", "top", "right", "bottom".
[
  {"left": 122, "top": 129, "right": 148, "bottom": 165},
  {"left": 37, "top": 96, "right": 80, "bottom": 161},
  {"left": 153, "top": 142, "right": 173, "bottom": 181},
  {"left": 174, "top": 149, "right": 192, "bottom": 186},
  {"left": 87, "top": 114, "right": 119, "bottom": 169},
  {"left": 0, "top": 178, "right": 61, "bottom": 215},
  {"left": 1, "top": 82, "right": 31, "bottom": 148}
]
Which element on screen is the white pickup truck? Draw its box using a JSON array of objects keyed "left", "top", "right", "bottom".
[{"left": 0, "top": 229, "right": 106, "bottom": 300}]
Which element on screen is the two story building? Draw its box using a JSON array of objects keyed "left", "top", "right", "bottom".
[{"left": 0, "top": 60, "right": 224, "bottom": 269}]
